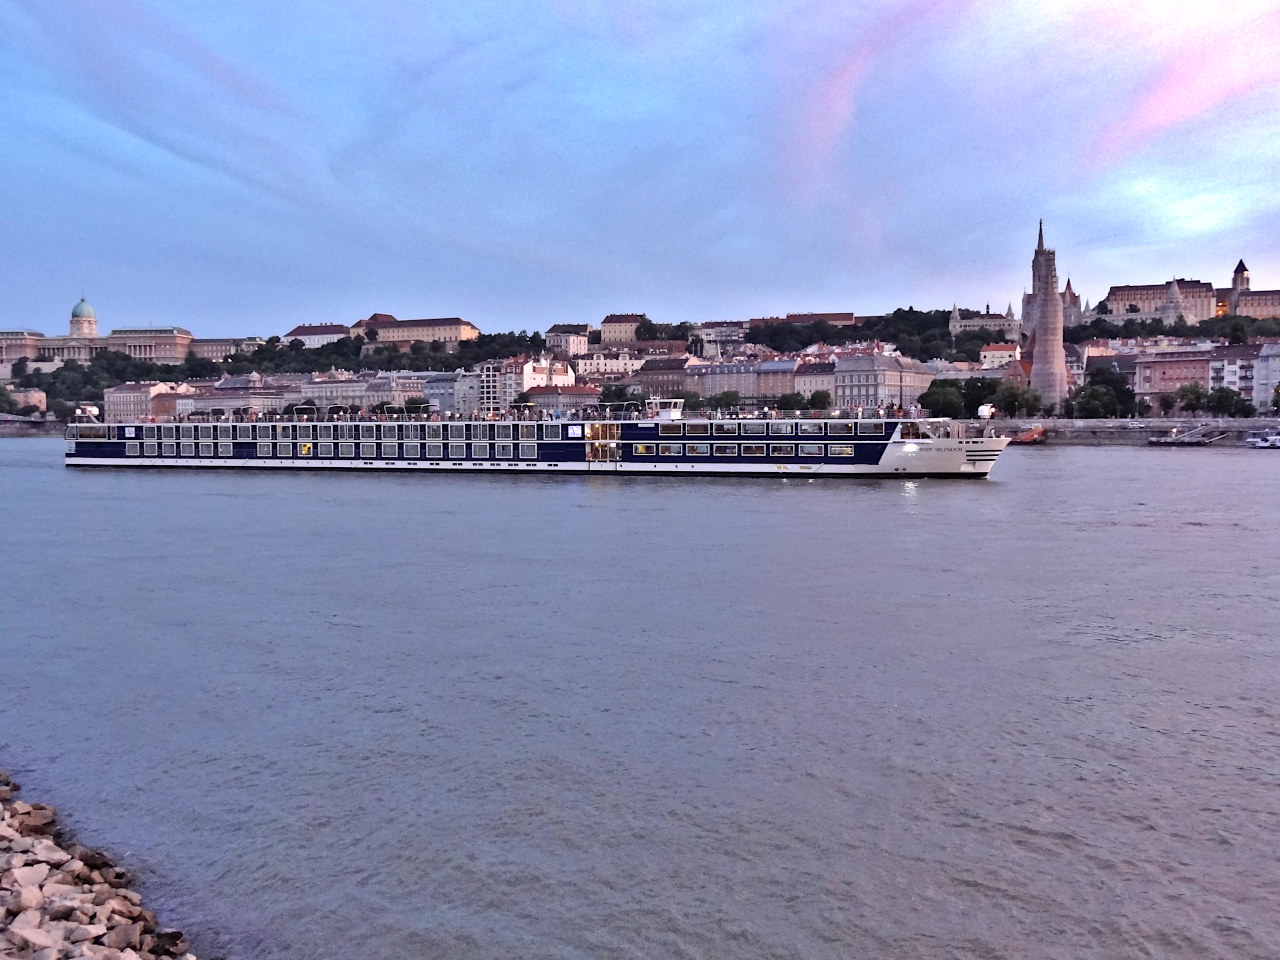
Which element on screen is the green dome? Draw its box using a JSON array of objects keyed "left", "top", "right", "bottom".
[{"left": 71, "top": 298, "right": 95, "bottom": 320}]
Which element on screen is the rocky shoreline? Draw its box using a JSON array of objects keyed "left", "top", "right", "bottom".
[{"left": 1, "top": 768, "right": 198, "bottom": 960}]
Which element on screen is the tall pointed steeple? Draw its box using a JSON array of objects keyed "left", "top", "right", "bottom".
[{"left": 1037, "top": 219, "right": 1045, "bottom": 252}]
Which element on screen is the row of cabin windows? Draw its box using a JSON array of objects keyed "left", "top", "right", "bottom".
[
  {"left": 112, "top": 421, "right": 886, "bottom": 443},
  {"left": 655, "top": 421, "right": 879, "bottom": 437},
  {"left": 131, "top": 422, "right": 562, "bottom": 442},
  {"left": 129, "top": 441, "right": 540, "bottom": 460},
  {"left": 632, "top": 443, "right": 857, "bottom": 457}
]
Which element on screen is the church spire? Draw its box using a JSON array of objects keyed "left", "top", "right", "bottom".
[{"left": 1037, "top": 219, "right": 1045, "bottom": 252}]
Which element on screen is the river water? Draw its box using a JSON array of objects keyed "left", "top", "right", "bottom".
[{"left": 2, "top": 437, "right": 1278, "bottom": 959}]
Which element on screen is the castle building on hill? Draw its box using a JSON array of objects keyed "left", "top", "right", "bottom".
[{"left": 0, "top": 300, "right": 195, "bottom": 367}]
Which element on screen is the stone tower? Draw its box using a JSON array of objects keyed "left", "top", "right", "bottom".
[
  {"left": 1026, "top": 222, "right": 1068, "bottom": 410},
  {"left": 1230, "top": 259, "right": 1249, "bottom": 315},
  {"left": 70, "top": 298, "right": 97, "bottom": 339}
]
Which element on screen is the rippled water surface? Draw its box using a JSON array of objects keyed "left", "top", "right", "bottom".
[{"left": 2, "top": 437, "right": 1279, "bottom": 959}]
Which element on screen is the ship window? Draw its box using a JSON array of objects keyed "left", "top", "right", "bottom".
[
  {"left": 686, "top": 443, "right": 711, "bottom": 456},
  {"left": 496, "top": 442, "right": 513, "bottom": 458},
  {"left": 633, "top": 443, "right": 655, "bottom": 455},
  {"left": 713, "top": 444, "right": 737, "bottom": 456},
  {"left": 339, "top": 442, "right": 355, "bottom": 458},
  {"left": 199, "top": 425, "right": 213, "bottom": 441},
  {"left": 237, "top": 424, "right": 252, "bottom": 440},
  {"left": 445, "top": 442, "right": 463, "bottom": 458},
  {"left": 740, "top": 422, "right": 767, "bottom": 436},
  {"left": 162, "top": 425, "right": 176, "bottom": 441},
  {"left": 278, "top": 425, "right": 292, "bottom": 440},
  {"left": 298, "top": 443, "right": 313, "bottom": 456},
  {"left": 126, "top": 442, "right": 140, "bottom": 456},
  {"left": 144, "top": 442, "right": 158, "bottom": 456},
  {"left": 217, "top": 424, "right": 232, "bottom": 440},
  {"left": 361, "top": 442, "right": 377, "bottom": 458},
  {"left": 426, "top": 424, "right": 443, "bottom": 440},
  {"left": 519, "top": 442, "right": 538, "bottom": 459},
  {"left": 297, "top": 424, "right": 313, "bottom": 440},
  {"left": 472, "top": 442, "right": 489, "bottom": 458},
  {"left": 449, "top": 423, "right": 466, "bottom": 440},
  {"left": 199, "top": 442, "right": 214, "bottom": 457},
  {"left": 426, "top": 443, "right": 443, "bottom": 459},
  {"left": 317, "top": 424, "right": 332, "bottom": 440},
  {"left": 257, "top": 442, "right": 273, "bottom": 457},
  {"left": 495, "top": 424, "right": 512, "bottom": 440},
  {"left": 339, "top": 424, "right": 356, "bottom": 441},
  {"left": 404, "top": 442, "right": 420, "bottom": 458},
  {"left": 658, "top": 423, "right": 683, "bottom": 436},
  {"left": 542, "top": 423, "right": 561, "bottom": 440},
  {"left": 520, "top": 424, "right": 537, "bottom": 440},
  {"left": 769, "top": 444, "right": 795, "bottom": 457},
  {"left": 402, "top": 423, "right": 420, "bottom": 441},
  {"left": 256, "top": 424, "right": 272, "bottom": 440},
  {"left": 828, "top": 422, "right": 854, "bottom": 435},
  {"left": 567, "top": 424, "right": 583, "bottom": 438},
  {"left": 472, "top": 423, "right": 490, "bottom": 440},
  {"left": 829, "top": 444, "right": 855, "bottom": 456},
  {"left": 180, "top": 425, "right": 194, "bottom": 441},
  {"left": 899, "top": 422, "right": 922, "bottom": 439},
  {"left": 381, "top": 424, "right": 397, "bottom": 440},
  {"left": 769, "top": 422, "right": 794, "bottom": 435},
  {"left": 798, "top": 422, "right": 824, "bottom": 436},
  {"left": 144, "top": 425, "right": 157, "bottom": 440},
  {"left": 798, "top": 443, "right": 823, "bottom": 456},
  {"left": 858, "top": 421, "right": 884, "bottom": 435},
  {"left": 659, "top": 443, "right": 682, "bottom": 456},
  {"left": 161, "top": 442, "right": 177, "bottom": 456},
  {"left": 381, "top": 442, "right": 397, "bottom": 458},
  {"left": 713, "top": 422, "right": 739, "bottom": 435},
  {"left": 360, "top": 424, "right": 376, "bottom": 441},
  {"left": 741, "top": 443, "right": 766, "bottom": 456},
  {"left": 219, "top": 442, "right": 234, "bottom": 457},
  {"left": 685, "top": 422, "right": 710, "bottom": 436}
]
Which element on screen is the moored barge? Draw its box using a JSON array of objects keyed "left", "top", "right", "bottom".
[{"left": 64, "top": 400, "right": 1009, "bottom": 479}]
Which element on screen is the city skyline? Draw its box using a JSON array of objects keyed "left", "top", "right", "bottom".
[{"left": 3, "top": 0, "right": 1280, "bottom": 337}]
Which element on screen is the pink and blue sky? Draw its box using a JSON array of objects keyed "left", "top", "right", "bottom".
[{"left": 3, "top": 0, "right": 1280, "bottom": 336}]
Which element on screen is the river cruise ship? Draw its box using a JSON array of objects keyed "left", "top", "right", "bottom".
[{"left": 64, "top": 401, "right": 1009, "bottom": 479}]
